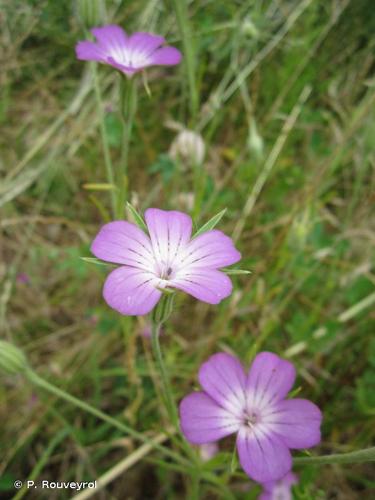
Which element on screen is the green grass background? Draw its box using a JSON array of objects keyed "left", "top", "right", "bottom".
[{"left": 1, "top": 0, "right": 374, "bottom": 498}]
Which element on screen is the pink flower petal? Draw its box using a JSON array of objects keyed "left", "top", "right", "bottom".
[
  {"left": 75, "top": 40, "right": 106, "bottom": 62},
  {"left": 260, "top": 471, "right": 298, "bottom": 500},
  {"left": 198, "top": 353, "right": 246, "bottom": 416},
  {"left": 258, "top": 491, "right": 272, "bottom": 500},
  {"left": 149, "top": 46, "right": 182, "bottom": 66},
  {"left": 91, "top": 25, "right": 128, "bottom": 56},
  {"left": 171, "top": 268, "right": 233, "bottom": 304},
  {"left": 103, "top": 266, "right": 162, "bottom": 316},
  {"left": 106, "top": 57, "right": 137, "bottom": 75},
  {"left": 236, "top": 426, "right": 292, "bottom": 483},
  {"left": 127, "top": 32, "right": 165, "bottom": 57},
  {"left": 90, "top": 221, "right": 154, "bottom": 269},
  {"left": 246, "top": 352, "right": 296, "bottom": 410},
  {"left": 144, "top": 208, "right": 192, "bottom": 268},
  {"left": 199, "top": 441, "right": 219, "bottom": 461},
  {"left": 180, "top": 230, "right": 241, "bottom": 269},
  {"left": 266, "top": 399, "right": 322, "bottom": 449},
  {"left": 179, "top": 392, "right": 241, "bottom": 444}
]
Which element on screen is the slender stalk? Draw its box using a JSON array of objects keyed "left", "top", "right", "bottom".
[
  {"left": 190, "top": 473, "right": 201, "bottom": 500},
  {"left": 150, "top": 316, "right": 202, "bottom": 492},
  {"left": 171, "top": 0, "right": 198, "bottom": 121},
  {"left": 150, "top": 321, "right": 179, "bottom": 427},
  {"left": 25, "top": 368, "right": 186, "bottom": 465},
  {"left": 91, "top": 63, "right": 117, "bottom": 217},
  {"left": 117, "top": 77, "right": 137, "bottom": 218},
  {"left": 293, "top": 447, "right": 375, "bottom": 466},
  {"left": 192, "top": 158, "right": 206, "bottom": 221}
]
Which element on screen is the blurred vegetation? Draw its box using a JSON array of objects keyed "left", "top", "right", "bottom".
[{"left": 0, "top": 0, "right": 374, "bottom": 498}]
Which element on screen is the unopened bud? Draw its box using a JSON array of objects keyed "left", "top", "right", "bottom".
[
  {"left": 242, "top": 16, "right": 259, "bottom": 38},
  {"left": 0, "top": 341, "right": 29, "bottom": 375},
  {"left": 76, "top": 0, "right": 107, "bottom": 29},
  {"left": 169, "top": 129, "right": 205, "bottom": 168},
  {"left": 289, "top": 207, "right": 313, "bottom": 248}
]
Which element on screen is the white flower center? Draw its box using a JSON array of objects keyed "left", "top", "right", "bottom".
[{"left": 110, "top": 48, "right": 149, "bottom": 69}]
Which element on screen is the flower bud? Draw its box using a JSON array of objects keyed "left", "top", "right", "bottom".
[
  {"left": 247, "top": 120, "right": 264, "bottom": 160},
  {"left": 0, "top": 341, "right": 29, "bottom": 375},
  {"left": 289, "top": 207, "right": 314, "bottom": 249},
  {"left": 76, "top": 0, "right": 107, "bottom": 29},
  {"left": 152, "top": 292, "right": 175, "bottom": 325},
  {"left": 169, "top": 129, "right": 205, "bottom": 168},
  {"left": 241, "top": 16, "right": 259, "bottom": 38}
]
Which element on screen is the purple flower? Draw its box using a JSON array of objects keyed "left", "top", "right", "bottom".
[
  {"left": 76, "top": 25, "right": 182, "bottom": 76},
  {"left": 139, "top": 322, "right": 163, "bottom": 339},
  {"left": 91, "top": 208, "right": 241, "bottom": 316},
  {"left": 16, "top": 273, "right": 29, "bottom": 284},
  {"left": 179, "top": 352, "right": 322, "bottom": 483},
  {"left": 259, "top": 471, "right": 298, "bottom": 500}
]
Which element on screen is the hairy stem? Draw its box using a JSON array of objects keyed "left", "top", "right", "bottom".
[
  {"left": 92, "top": 63, "right": 117, "bottom": 216},
  {"left": 26, "top": 368, "right": 186, "bottom": 465},
  {"left": 151, "top": 320, "right": 179, "bottom": 427},
  {"left": 294, "top": 447, "right": 375, "bottom": 466},
  {"left": 118, "top": 76, "right": 137, "bottom": 217}
]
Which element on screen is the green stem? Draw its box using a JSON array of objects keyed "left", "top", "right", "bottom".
[
  {"left": 171, "top": 0, "right": 198, "bottom": 121},
  {"left": 150, "top": 300, "right": 202, "bottom": 469},
  {"left": 91, "top": 63, "right": 117, "bottom": 217},
  {"left": 190, "top": 473, "right": 201, "bottom": 500},
  {"left": 293, "top": 447, "right": 375, "bottom": 466},
  {"left": 25, "top": 368, "right": 186, "bottom": 466},
  {"left": 151, "top": 320, "right": 179, "bottom": 427},
  {"left": 192, "top": 159, "right": 206, "bottom": 220},
  {"left": 150, "top": 316, "right": 202, "bottom": 493},
  {"left": 117, "top": 76, "right": 137, "bottom": 218}
]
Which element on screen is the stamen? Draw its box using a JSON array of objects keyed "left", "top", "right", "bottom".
[
  {"left": 244, "top": 411, "right": 258, "bottom": 428},
  {"left": 156, "top": 261, "right": 174, "bottom": 280}
]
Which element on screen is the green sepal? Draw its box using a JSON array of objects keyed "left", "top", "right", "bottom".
[
  {"left": 126, "top": 202, "right": 148, "bottom": 232},
  {"left": 152, "top": 293, "right": 175, "bottom": 325},
  {"left": 80, "top": 257, "right": 115, "bottom": 267},
  {"left": 222, "top": 268, "right": 252, "bottom": 276},
  {"left": 193, "top": 208, "right": 227, "bottom": 238}
]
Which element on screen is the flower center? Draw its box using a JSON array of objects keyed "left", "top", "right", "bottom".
[
  {"left": 244, "top": 410, "right": 259, "bottom": 428},
  {"left": 161, "top": 266, "right": 173, "bottom": 280},
  {"left": 155, "top": 261, "right": 174, "bottom": 280}
]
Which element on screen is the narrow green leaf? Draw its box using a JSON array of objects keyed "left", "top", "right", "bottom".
[
  {"left": 193, "top": 208, "right": 227, "bottom": 238},
  {"left": 80, "top": 257, "right": 113, "bottom": 267},
  {"left": 222, "top": 269, "right": 252, "bottom": 276},
  {"left": 126, "top": 202, "right": 148, "bottom": 232}
]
